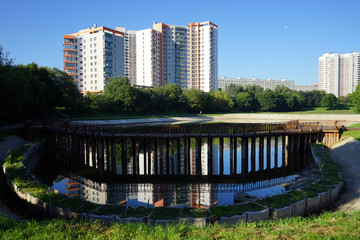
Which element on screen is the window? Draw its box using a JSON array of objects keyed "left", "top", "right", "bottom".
[
  {"left": 94, "top": 37, "right": 96, "bottom": 41},
  {"left": 90, "top": 38, "right": 93, "bottom": 42}
]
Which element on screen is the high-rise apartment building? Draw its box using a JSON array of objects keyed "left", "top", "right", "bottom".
[
  {"left": 136, "top": 29, "right": 162, "bottom": 87},
  {"left": 63, "top": 25, "right": 124, "bottom": 93},
  {"left": 150, "top": 21, "right": 218, "bottom": 91},
  {"left": 116, "top": 27, "right": 137, "bottom": 85},
  {"left": 64, "top": 21, "right": 218, "bottom": 93},
  {"left": 319, "top": 52, "right": 360, "bottom": 97}
]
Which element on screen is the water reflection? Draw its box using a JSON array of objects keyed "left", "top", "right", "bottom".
[
  {"left": 53, "top": 174, "right": 299, "bottom": 207},
  {"left": 35, "top": 136, "right": 310, "bottom": 207}
]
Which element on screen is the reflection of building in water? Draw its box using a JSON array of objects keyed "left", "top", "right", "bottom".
[
  {"left": 137, "top": 183, "right": 217, "bottom": 208},
  {"left": 67, "top": 175, "right": 218, "bottom": 207}
]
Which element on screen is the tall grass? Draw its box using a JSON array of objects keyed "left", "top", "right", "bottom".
[{"left": 1, "top": 211, "right": 360, "bottom": 239}]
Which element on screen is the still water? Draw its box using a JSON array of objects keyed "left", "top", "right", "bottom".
[{"left": 34, "top": 137, "right": 310, "bottom": 208}]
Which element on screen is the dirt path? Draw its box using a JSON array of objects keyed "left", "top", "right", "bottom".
[{"left": 329, "top": 137, "right": 360, "bottom": 211}]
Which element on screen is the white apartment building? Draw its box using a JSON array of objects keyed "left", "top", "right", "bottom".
[
  {"left": 319, "top": 52, "right": 360, "bottom": 97},
  {"left": 137, "top": 21, "right": 218, "bottom": 92},
  {"left": 218, "top": 77, "right": 295, "bottom": 91},
  {"left": 63, "top": 25, "right": 124, "bottom": 93},
  {"left": 136, "top": 29, "right": 162, "bottom": 87},
  {"left": 188, "top": 22, "right": 218, "bottom": 92}
]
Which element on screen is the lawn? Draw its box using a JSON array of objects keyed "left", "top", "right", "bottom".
[
  {"left": 343, "top": 123, "right": 360, "bottom": 141},
  {"left": 1, "top": 211, "right": 360, "bottom": 239}
]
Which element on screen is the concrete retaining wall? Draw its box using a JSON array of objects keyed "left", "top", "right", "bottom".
[{"left": 2, "top": 141, "right": 344, "bottom": 226}]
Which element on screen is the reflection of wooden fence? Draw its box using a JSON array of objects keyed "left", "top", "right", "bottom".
[{"left": 25, "top": 120, "right": 345, "bottom": 183}]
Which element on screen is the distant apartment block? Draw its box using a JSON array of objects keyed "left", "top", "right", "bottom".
[
  {"left": 63, "top": 25, "right": 125, "bottom": 93},
  {"left": 319, "top": 52, "right": 360, "bottom": 97},
  {"left": 218, "top": 77, "right": 295, "bottom": 91},
  {"left": 64, "top": 21, "right": 218, "bottom": 93}
]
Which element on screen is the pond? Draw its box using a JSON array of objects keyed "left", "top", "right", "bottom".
[{"left": 33, "top": 124, "right": 312, "bottom": 208}]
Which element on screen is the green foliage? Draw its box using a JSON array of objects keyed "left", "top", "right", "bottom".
[
  {"left": 235, "top": 92, "right": 258, "bottom": 112},
  {"left": 0, "top": 46, "right": 83, "bottom": 122},
  {"left": 321, "top": 93, "right": 340, "bottom": 110},
  {"left": 182, "top": 89, "right": 209, "bottom": 113},
  {"left": 349, "top": 85, "right": 360, "bottom": 112},
  {"left": 209, "top": 90, "right": 233, "bottom": 112}
]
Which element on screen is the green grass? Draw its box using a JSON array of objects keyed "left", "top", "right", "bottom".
[
  {"left": 180, "top": 208, "right": 210, "bottom": 218},
  {"left": 268, "top": 106, "right": 357, "bottom": 114},
  {"left": 344, "top": 123, "right": 360, "bottom": 141},
  {"left": 150, "top": 208, "right": 180, "bottom": 220},
  {"left": 1, "top": 211, "right": 360, "bottom": 239},
  {"left": 210, "top": 202, "right": 265, "bottom": 217},
  {"left": 122, "top": 207, "right": 153, "bottom": 218}
]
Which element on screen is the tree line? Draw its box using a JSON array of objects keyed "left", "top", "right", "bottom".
[{"left": 1, "top": 46, "right": 360, "bottom": 123}]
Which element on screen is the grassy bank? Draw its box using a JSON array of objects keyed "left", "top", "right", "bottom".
[
  {"left": 344, "top": 123, "right": 360, "bottom": 141},
  {"left": 1, "top": 211, "right": 360, "bottom": 239}
]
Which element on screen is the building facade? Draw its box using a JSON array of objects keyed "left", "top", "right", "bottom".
[
  {"left": 218, "top": 77, "right": 295, "bottom": 91},
  {"left": 64, "top": 21, "right": 218, "bottom": 93},
  {"left": 319, "top": 52, "right": 360, "bottom": 97},
  {"left": 63, "top": 25, "right": 124, "bottom": 93}
]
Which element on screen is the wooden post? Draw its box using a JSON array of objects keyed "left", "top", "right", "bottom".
[
  {"left": 282, "top": 135, "right": 286, "bottom": 167},
  {"left": 148, "top": 138, "right": 152, "bottom": 175},
  {"left": 251, "top": 137, "right": 256, "bottom": 172},
  {"left": 98, "top": 139, "right": 104, "bottom": 175},
  {"left": 208, "top": 137, "right": 213, "bottom": 176},
  {"left": 274, "top": 136, "right": 278, "bottom": 168},
  {"left": 111, "top": 139, "right": 116, "bottom": 175},
  {"left": 92, "top": 137, "right": 96, "bottom": 168},
  {"left": 143, "top": 138, "right": 147, "bottom": 175},
  {"left": 159, "top": 138, "right": 164, "bottom": 175},
  {"left": 171, "top": 138, "right": 175, "bottom": 175},
  {"left": 259, "top": 137, "right": 264, "bottom": 172},
  {"left": 177, "top": 138, "right": 181, "bottom": 175},
  {"left": 166, "top": 138, "right": 170, "bottom": 175},
  {"left": 234, "top": 137, "right": 237, "bottom": 175},
  {"left": 85, "top": 137, "right": 90, "bottom": 167},
  {"left": 220, "top": 137, "right": 224, "bottom": 176},
  {"left": 121, "top": 139, "right": 127, "bottom": 175},
  {"left": 184, "top": 138, "right": 188, "bottom": 175},
  {"left": 187, "top": 138, "right": 191, "bottom": 175},
  {"left": 266, "top": 136, "right": 271, "bottom": 169},
  {"left": 241, "top": 138, "right": 248, "bottom": 175},
  {"left": 230, "top": 137, "right": 234, "bottom": 175},
  {"left": 154, "top": 138, "right": 158, "bottom": 175},
  {"left": 106, "top": 138, "right": 110, "bottom": 171},
  {"left": 196, "top": 137, "right": 202, "bottom": 176}
]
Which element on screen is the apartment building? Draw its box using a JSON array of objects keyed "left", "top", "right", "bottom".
[
  {"left": 135, "top": 28, "right": 162, "bottom": 87},
  {"left": 64, "top": 21, "right": 218, "bottom": 93},
  {"left": 116, "top": 27, "right": 137, "bottom": 85},
  {"left": 63, "top": 25, "right": 124, "bottom": 93},
  {"left": 218, "top": 77, "right": 295, "bottom": 91},
  {"left": 319, "top": 52, "right": 360, "bottom": 97}
]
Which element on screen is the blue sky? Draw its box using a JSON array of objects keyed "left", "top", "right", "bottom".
[{"left": 1, "top": 0, "right": 359, "bottom": 86}]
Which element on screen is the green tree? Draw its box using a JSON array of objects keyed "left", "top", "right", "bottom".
[
  {"left": 209, "top": 90, "right": 233, "bottom": 112},
  {"left": 182, "top": 89, "right": 209, "bottom": 113},
  {"left": 321, "top": 93, "right": 339, "bottom": 110},
  {"left": 235, "top": 92, "right": 256, "bottom": 112},
  {"left": 257, "top": 91, "right": 277, "bottom": 112},
  {"left": 349, "top": 85, "right": 360, "bottom": 112}
]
